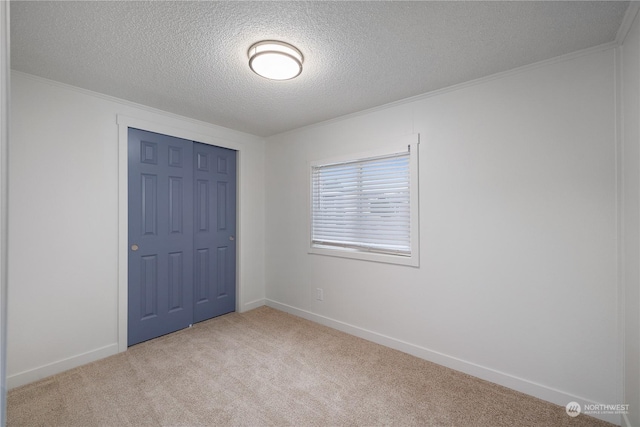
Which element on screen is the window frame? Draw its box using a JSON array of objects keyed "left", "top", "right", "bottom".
[{"left": 308, "top": 134, "right": 420, "bottom": 267}]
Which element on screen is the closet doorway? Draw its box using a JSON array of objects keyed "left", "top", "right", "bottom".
[{"left": 127, "top": 128, "right": 237, "bottom": 346}]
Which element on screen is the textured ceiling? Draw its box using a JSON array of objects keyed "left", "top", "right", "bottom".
[{"left": 10, "top": 1, "right": 630, "bottom": 137}]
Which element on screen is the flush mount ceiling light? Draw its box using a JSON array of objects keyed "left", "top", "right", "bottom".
[{"left": 248, "top": 40, "right": 303, "bottom": 81}]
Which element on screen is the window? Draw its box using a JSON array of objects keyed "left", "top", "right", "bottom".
[{"left": 309, "top": 135, "right": 419, "bottom": 266}]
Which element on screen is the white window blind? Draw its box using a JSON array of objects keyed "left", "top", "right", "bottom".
[{"left": 311, "top": 150, "right": 411, "bottom": 256}]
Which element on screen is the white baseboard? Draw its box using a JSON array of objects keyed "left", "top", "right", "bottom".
[
  {"left": 7, "top": 343, "right": 119, "bottom": 390},
  {"left": 8, "top": 299, "right": 266, "bottom": 390},
  {"left": 266, "top": 299, "right": 622, "bottom": 426},
  {"left": 241, "top": 298, "right": 266, "bottom": 312}
]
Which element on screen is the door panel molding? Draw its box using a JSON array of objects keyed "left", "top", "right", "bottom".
[
  {"left": 193, "top": 143, "right": 236, "bottom": 323},
  {"left": 128, "top": 128, "right": 195, "bottom": 346}
]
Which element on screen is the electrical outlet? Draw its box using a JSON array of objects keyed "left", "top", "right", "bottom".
[{"left": 316, "top": 288, "right": 324, "bottom": 301}]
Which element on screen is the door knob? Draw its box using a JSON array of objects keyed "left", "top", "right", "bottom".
[
  {"left": 131, "top": 244, "right": 139, "bottom": 251},
  {"left": 229, "top": 236, "right": 235, "bottom": 241}
]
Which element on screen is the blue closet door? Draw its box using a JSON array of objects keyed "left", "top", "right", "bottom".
[
  {"left": 128, "top": 129, "right": 237, "bottom": 346},
  {"left": 193, "top": 143, "right": 237, "bottom": 323},
  {"left": 128, "top": 128, "right": 194, "bottom": 346}
]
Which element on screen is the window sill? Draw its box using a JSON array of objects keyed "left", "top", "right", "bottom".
[{"left": 309, "top": 245, "right": 419, "bottom": 267}]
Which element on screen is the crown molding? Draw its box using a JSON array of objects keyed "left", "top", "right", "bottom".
[
  {"left": 270, "top": 41, "right": 617, "bottom": 139},
  {"left": 10, "top": 70, "right": 264, "bottom": 145}
]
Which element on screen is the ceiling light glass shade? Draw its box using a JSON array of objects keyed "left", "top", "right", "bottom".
[{"left": 248, "top": 40, "right": 303, "bottom": 80}]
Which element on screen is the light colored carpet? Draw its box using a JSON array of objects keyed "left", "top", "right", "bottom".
[{"left": 8, "top": 306, "right": 613, "bottom": 426}]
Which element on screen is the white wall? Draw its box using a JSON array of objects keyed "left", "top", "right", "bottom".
[
  {"left": 621, "top": 5, "right": 640, "bottom": 427},
  {"left": 265, "top": 47, "right": 620, "bottom": 423},
  {"left": 8, "top": 72, "right": 266, "bottom": 387}
]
